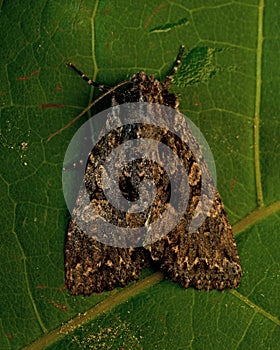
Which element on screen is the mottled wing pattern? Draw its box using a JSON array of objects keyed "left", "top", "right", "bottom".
[
  {"left": 148, "top": 191, "right": 242, "bottom": 290},
  {"left": 65, "top": 219, "right": 150, "bottom": 295},
  {"left": 65, "top": 55, "right": 241, "bottom": 295},
  {"left": 65, "top": 73, "right": 177, "bottom": 295}
]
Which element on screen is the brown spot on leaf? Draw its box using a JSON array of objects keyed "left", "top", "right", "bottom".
[
  {"left": 31, "top": 69, "right": 40, "bottom": 76},
  {"left": 36, "top": 285, "right": 48, "bottom": 289},
  {"left": 39, "top": 103, "right": 65, "bottom": 109},
  {"left": 144, "top": 3, "right": 166, "bottom": 29},
  {"left": 16, "top": 76, "right": 29, "bottom": 81},
  {"left": 17, "top": 69, "right": 40, "bottom": 80},
  {"left": 48, "top": 299, "right": 67, "bottom": 312}
]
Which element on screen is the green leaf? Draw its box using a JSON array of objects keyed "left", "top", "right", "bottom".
[{"left": 0, "top": 1, "right": 279, "bottom": 349}]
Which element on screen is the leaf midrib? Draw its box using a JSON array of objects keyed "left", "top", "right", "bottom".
[{"left": 22, "top": 200, "right": 280, "bottom": 350}]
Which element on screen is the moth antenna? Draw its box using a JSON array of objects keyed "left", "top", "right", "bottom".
[
  {"left": 47, "top": 78, "right": 130, "bottom": 142},
  {"left": 68, "top": 62, "right": 110, "bottom": 92},
  {"left": 164, "top": 45, "right": 185, "bottom": 85}
]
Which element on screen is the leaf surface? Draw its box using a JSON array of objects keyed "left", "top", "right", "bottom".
[{"left": 0, "top": 1, "right": 279, "bottom": 349}]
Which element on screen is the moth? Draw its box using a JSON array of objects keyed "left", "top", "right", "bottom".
[{"left": 65, "top": 46, "right": 242, "bottom": 295}]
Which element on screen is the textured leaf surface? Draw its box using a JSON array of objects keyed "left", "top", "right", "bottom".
[{"left": 0, "top": 1, "right": 279, "bottom": 349}]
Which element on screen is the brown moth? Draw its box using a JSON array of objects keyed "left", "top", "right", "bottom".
[{"left": 64, "top": 46, "right": 242, "bottom": 295}]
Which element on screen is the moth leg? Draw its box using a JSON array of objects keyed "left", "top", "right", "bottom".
[
  {"left": 67, "top": 62, "right": 110, "bottom": 92},
  {"left": 164, "top": 45, "right": 185, "bottom": 85}
]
